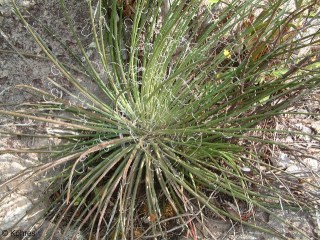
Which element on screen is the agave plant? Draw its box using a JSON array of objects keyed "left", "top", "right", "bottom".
[{"left": 0, "top": 0, "right": 319, "bottom": 239}]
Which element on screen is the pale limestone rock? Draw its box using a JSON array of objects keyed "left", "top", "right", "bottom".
[
  {"left": 0, "top": 0, "right": 35, "bottom": 16},
  {"left": 0, "top": 193, "right": 32, "bottom": 230},
  {"left": 304, "top": 158, "right": 319, "bottom": 171},
  {"left": 311, "top": 121, "right": 320, "bottom": 133},
  {"left": 0, "top": 154, "right": 25, "bottom": 182}
]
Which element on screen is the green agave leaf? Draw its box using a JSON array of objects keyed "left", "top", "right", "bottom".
[
  {"left": 207, "top": 0, "right": 221, "bottom": 4},
  {"left": 272, "top": 68, "right": 289, "bottom": 77}
]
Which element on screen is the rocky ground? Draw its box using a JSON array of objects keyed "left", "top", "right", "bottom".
[{"left": 0, "top": 0, "right": 319, "bottom": 239}]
